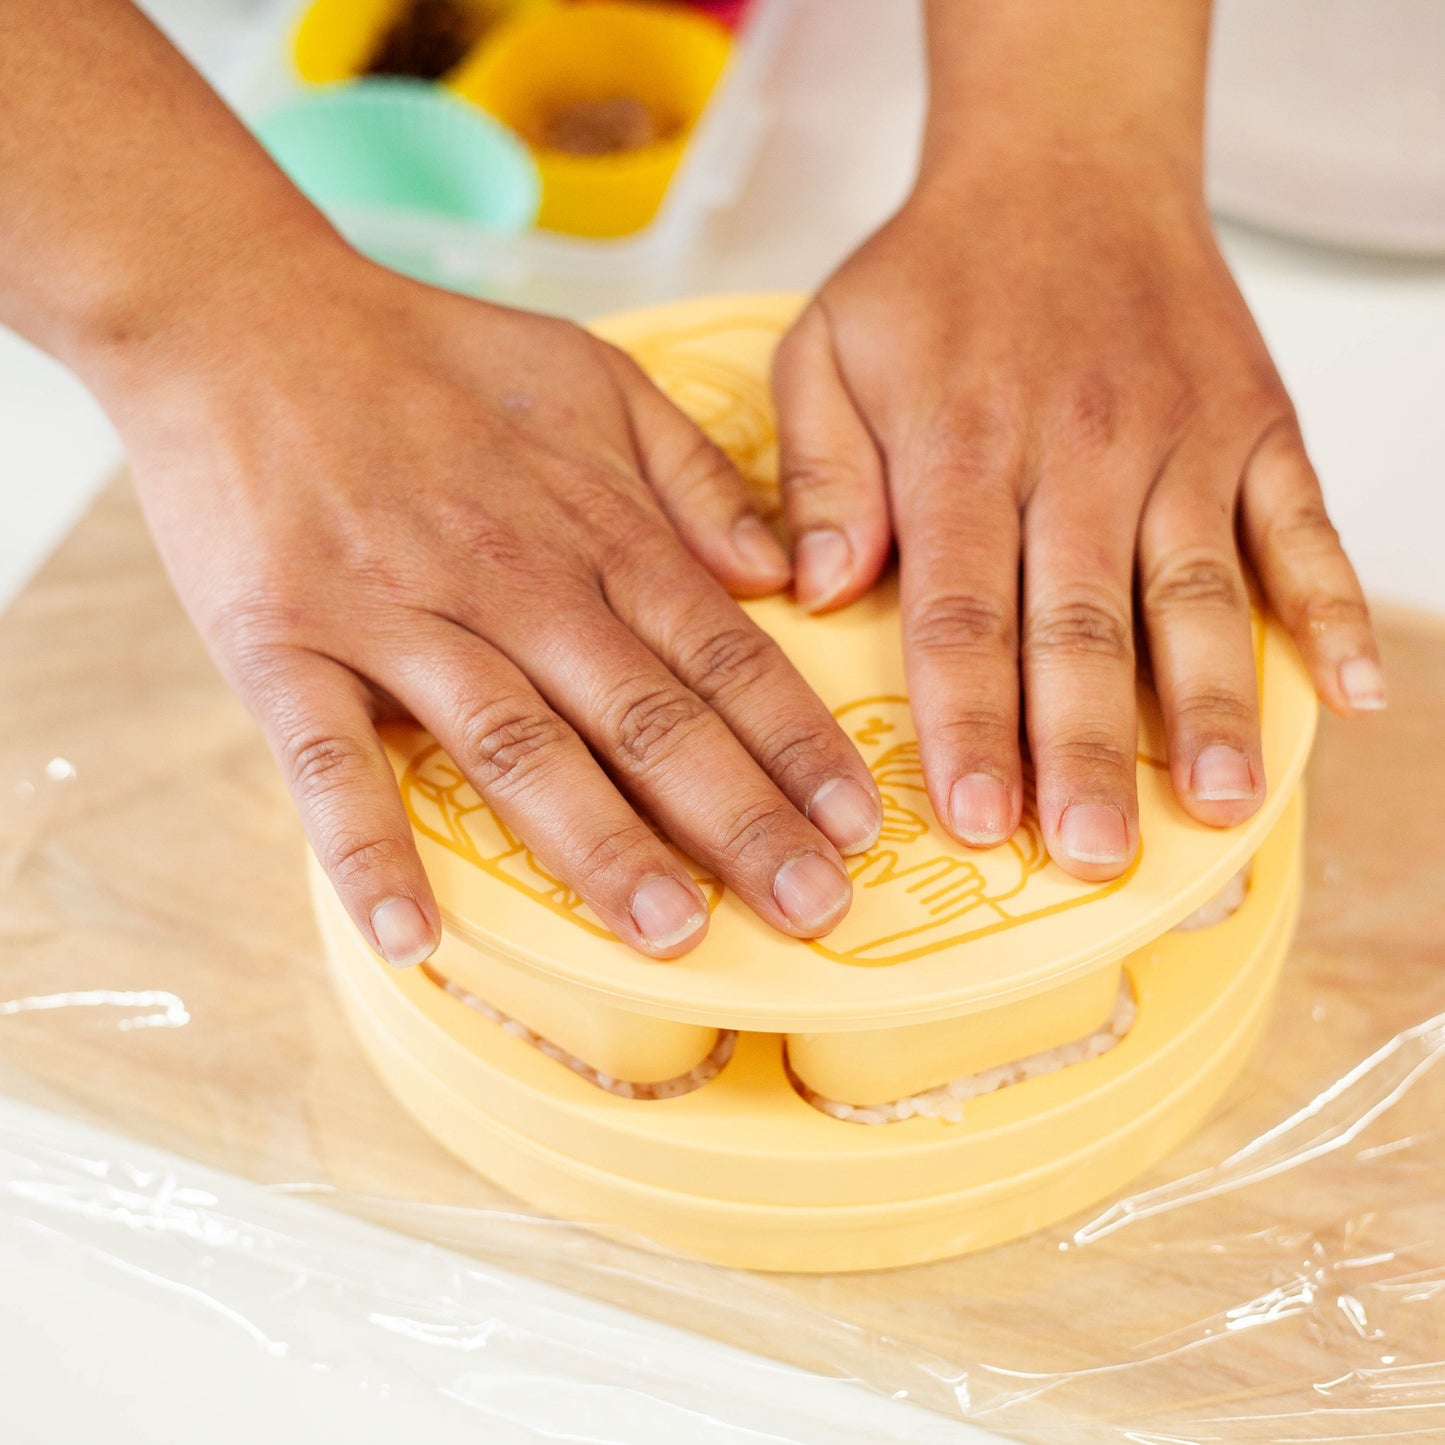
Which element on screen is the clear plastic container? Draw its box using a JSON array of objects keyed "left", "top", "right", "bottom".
[{"left": 223, "top": 0, "right": 799, "bottom": 310}]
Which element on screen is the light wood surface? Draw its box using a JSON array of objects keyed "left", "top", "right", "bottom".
[{"left": 2, "top": 477, "right": 1442, "bottom": 1441}]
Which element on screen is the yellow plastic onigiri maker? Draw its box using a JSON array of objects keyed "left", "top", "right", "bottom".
[{"left": 311, "top": 294, "right": 1318, "bottom": 1273}]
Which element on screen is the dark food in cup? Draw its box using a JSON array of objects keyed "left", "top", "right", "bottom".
[
  {"left": 367, "top": 0, "right": 481, "bottom": 80},
  {"left": 532, "top": 95, "right": 679, "bottom": 156}
]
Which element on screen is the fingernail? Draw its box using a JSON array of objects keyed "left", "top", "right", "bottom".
[
  {"left": 370, "top": 896, "right": 436, "bottom": 968},
  {"left": 807, "top": 777, "right": 881, "bottom": 855},
  {"left": 1339, "top": 656, "right": 1387, "bottom": 711},
  {"left": 1058, "top": 804, "right": 1130, "bottom": 866},
  {"left": 773, "top": 852, "right": 852, "bottom": 931},
  {"left": 794, "top": 528, "right": 853, "bottom": 612},
  {"left": 1191, "top": 745, "right": 1257, "bottom": 802},
  {"left": 731, "top": 514, "right": 791, "bottom": 584},
  {"left": 949, "top": 773, "right": 1012, "bottom": 845},
  {"left": 630, "top": 875, "right": 708, "bottom": 950}
]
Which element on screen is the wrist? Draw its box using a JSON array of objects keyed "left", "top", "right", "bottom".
[
  {"left": 57, "top": 198, "right": 359, "bottom": 415},
  {"left": 918, "top": 0, "right": 1209, "bottom": 201},
  {"left": 916, "top": 113, "right": 1206, "bottom": 208},
  {"left": 909, "top": 136, "right": 1209, "bottom": 231}
]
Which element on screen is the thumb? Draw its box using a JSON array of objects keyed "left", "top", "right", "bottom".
[
  {"left": 772, "top": 301, "right": 892, "bottom": 612},
  {"left": 608, "top": 345, "right": 793, "bottom": 598}
]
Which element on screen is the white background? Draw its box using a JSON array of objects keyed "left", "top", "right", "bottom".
[{"left": 2, "top": 1, "right": 1442, "bottom": 1441}]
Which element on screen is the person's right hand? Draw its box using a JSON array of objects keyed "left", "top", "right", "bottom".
[{"left": 96, "top": 253, "right": 882, "bottom": 965}]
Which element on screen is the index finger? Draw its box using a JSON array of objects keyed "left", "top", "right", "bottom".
[{"left": 894, "top": 428, "right": 1026, "bottom": 849}]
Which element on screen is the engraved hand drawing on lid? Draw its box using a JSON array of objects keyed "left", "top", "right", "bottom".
[
  {"left": 401, "top": 744, "right": 723, "bottom": 938},
  {"left": 811, "top": 612, "right": 1263, "bottom": 968},
  {"left": 806, "top": 699, "right": 1136, "bottom": 966}
]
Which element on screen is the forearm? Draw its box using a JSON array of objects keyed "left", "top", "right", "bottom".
[
  {"left": 0, "top": 0, "right": 343, "bottom": 393},
  {"left": 919, "top": 0, "right": 1212, "bottom": 191}
]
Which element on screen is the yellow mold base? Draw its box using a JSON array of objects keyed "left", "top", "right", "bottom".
[
  {"left": 316, "top": 794, "right": 1302, "bottom": 1272},
  {"left": 787, "top": 961, "right": 1124, "bottom": 1104}
]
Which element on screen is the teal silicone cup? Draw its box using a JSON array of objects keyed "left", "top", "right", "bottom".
[{"left": 253, "top": 79, "right": 540, "bottom": 284}]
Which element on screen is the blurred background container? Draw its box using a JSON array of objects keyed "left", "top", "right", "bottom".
[
  {"left": 254, "top": 78, "right": 539, "bottom": 283},
  {"left": 1207, "top": 0, "right": 1445, "bottom": 254},
  {"left": 450, "top": 2, "right": 731, "bottom": 237},
  {"left": 231, "top": 0, "right": 788, "bottom": 307}
]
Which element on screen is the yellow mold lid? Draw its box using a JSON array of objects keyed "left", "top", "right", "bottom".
[{"left": 382, "top": 294, "right": 1317, "bottom": 1035}]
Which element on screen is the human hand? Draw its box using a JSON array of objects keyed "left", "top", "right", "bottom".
[
  {"left": 773, "top": 158, "right": 1382, "bottom": 881},
  {"left": 94, "top": 253, "right": 883, "bottom": 964}
]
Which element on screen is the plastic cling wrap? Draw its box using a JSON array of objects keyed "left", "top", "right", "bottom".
[{"left": 3, "top": 477, "right": 1444, "bottom": 1442}]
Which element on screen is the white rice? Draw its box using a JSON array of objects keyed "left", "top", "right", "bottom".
[
  {"left": 427, "top": 966, "right": 737, "bottom": 1100},
  {"left": 429, "top": 961, "right": 1136, "bottom": 1125},
  {"left": 791, "top": 978, "right": 1139, "bottom": 1126},
  {"left": 1173, "top": 865, "right": 1251, "bottom": 931}
]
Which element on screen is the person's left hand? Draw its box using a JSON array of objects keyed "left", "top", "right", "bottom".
[{"left": 772, "top": 157, "right": 1383, "bottom": 881}]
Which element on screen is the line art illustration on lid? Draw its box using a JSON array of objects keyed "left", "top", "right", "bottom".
[
  {"left": 819, "top": 696, "right": 1135, "bottom": 964},
  {"left": 402, "top": 743, "right": 724, "bottom": 938}
]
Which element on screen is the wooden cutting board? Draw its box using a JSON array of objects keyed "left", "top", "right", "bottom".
[{"left": 2, "top": 476, "right": 1442, "bottom": 1441}]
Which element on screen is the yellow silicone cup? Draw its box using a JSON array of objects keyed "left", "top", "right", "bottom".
[
  {"left": 291, "top": 0, "right": 547, "bottom": 85},
  {"left": 448, "top": 1, "right": 732, "bottom": 237}
]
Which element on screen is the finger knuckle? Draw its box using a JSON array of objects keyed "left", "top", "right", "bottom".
[
  {"left": 457, "top": 703, "right": 571, "bottom": 795},
  {"left": 1296, "top": 590, "right": 1371, "bottom": 633},
  {"left": 1243, "top": 383, "right": 1296, "bottom": 432},
  {"left": 916, "top": 394, "right": 1025, "bottom": 489},
  {"left": 717, "top": 794, "right": 795, "bottom": 865},
  {"left": 324, "top": 832, "right": 411, "bottom": 891},
  {"left": 1056, "top": 373, "right": 1123, "bottom": 455},
  {"left": 781, "top": 453, "right": 848, "bottom": 503},
  {"left": 1142, "top": 553, "right": 1244, "bottom": 614},
  {"left": 749, "top": 721, "right": 837, "bottom": 793},
  {"left": 1025, "top": 596, "right": 1132, "bottom": 664},
  {"left": 665, "top": 430, "right": 737, "bottom": 507},
  {"left": 1265, "top": 500, "right": 1340, "bottom": 557},
  {"left": 208, "top": 589, "right": 303, "bottom": 655},
  {"left": 453, "top": 513, "right": 535, "bottom": 577},
  {"left": 1172, "top": 688, "right": 1258, "bottom": 731},
  {"left": 1154, "top": 366, "right": 1202, "bottom": 437},
  {"left": 681, "top": 623, "right": 778, "bottom": 702},
  {"left": 283, "top": 729, "right": 370, "bottom": 801},
  {"left": 570, "top": 822, "right": 658, "bottom": 888},
  {"left": 608, "top": 682, "right": 709, "bottom": 767},
  {"left": 909, "top": 592, "right": 1015, "bottom": 657},
  {"left": 1048, "top": 733, "right": 1135, "bottom": 778},
  {"left": 594, "top": 509, "right": 674, "bottom": 589},
  {"left": 932, "top": 707, "right": 1019, "bottom": 755}
]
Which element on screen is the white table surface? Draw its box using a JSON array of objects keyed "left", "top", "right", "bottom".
[{"left": 2, "top": 2, "right": 1443, "bottom": 1441}]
